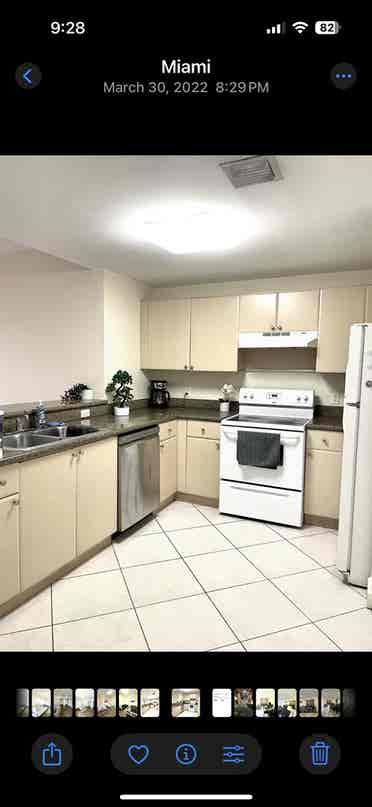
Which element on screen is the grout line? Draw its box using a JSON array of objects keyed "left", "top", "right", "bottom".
[
  {"left": 154, "top": 518, "right": 243, "bottom": 648},
  {"left": 190, "top": 504, "right": 354, "bottom": 647},
  {"left": 53, "top": 604, "right": 134, "bottom": 629},
  {"left": 112, "top": 542, "right": 155, "bottom": 652},
  {"left": 0, "top": 622, "right": 52, "bottom": 638}
]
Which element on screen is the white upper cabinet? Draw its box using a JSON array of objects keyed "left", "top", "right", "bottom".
[
  {"left": 190, "top": 297, "right": 239, "bottom": 371},
  {"left": 239, "top": 294, "right": 277, "bottom": 332},
  {"left": 316, "top": 286, "right": 366, "bottom": 373},
  {"left": 277, "top": 290, "right": 319, "bottom": 331},
  {"left": 141, "top": 299, "right": 191, "bottom": 370},
  {"left": 239, "top": 290, "right": 319, "bottom": 332}
]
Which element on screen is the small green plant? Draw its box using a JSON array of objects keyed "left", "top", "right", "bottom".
[
  {"left": 106, "top": 370, "right": 134, "bottom": 407},
  {"left": 61, "top": 383, "right": 89, "bottom": 403}
]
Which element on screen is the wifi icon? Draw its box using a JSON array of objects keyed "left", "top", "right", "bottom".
[{"left": 292, "top": 21, "right": 309, "bottom": 34}]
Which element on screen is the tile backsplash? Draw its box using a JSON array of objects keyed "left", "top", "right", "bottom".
[{"left": 145, "top": 370, "right": 345, "bottom": 407}]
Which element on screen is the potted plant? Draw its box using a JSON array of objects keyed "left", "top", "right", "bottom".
[
  {"left": 61, "top": 383, "right": 91, "bottom": 403},
  {"left": 218, "top": 384, "right": 236, "bottom": 414},
  {"left": 106, "top": 370, "right": 134, "bottom": 416}
]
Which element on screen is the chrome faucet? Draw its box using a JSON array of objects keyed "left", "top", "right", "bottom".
[{"left": 16, "top": 412, "right": 30, "bottom": 432}]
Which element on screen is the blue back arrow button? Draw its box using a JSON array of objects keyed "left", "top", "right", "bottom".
[
  {"left": 23, "top": 68, "right": 33, "bottom": 85},
  {"left": 15, "top": 63, "right": 42, "bottom": 89}
]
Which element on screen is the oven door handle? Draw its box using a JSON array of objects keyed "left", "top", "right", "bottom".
[
  {"left": 222, "top": 432, "right": 300, "bottom": 447},
  {"left": 229, "top": 484, "right": 289, "bottom": 498}
]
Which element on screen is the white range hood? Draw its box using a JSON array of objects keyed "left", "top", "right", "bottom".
[{"left": 239, "top": 330, "right": 318, "bottom": 349}]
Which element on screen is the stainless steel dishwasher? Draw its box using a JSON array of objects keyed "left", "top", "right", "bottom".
[{"left": 118, "top": 426, "right": 160, "bottom": 532}]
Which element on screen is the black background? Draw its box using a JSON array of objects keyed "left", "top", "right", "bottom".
[
  {"left": 1, "top": 11, "right": 370, "bottom": 153},
  {"left": 3, "top": 652, "right": 369, "bottom": 802}
]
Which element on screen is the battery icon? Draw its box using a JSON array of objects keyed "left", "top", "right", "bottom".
[{"left": 315, "top": 21, "right": 341, "bottom": 35}]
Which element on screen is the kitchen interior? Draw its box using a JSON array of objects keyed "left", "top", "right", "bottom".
[{"left": 0, "top": 154, "right": 372, "bottom": 653}]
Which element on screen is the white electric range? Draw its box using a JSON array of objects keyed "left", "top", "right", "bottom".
[{"left": 220, "top": 387, "right": 314, "bottom": 527}]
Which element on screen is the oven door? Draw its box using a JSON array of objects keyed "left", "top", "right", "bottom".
[{"left": 220, "top": 425, "right": 305, "bottom": 491}]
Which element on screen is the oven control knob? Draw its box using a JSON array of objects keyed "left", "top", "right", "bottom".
[
  {"left": 250, "top": 394, "right": 254, "bottom": 399},
  {"left": 304, "top": 395, "right": 309, "bottom": 402},
  {"left": 297, "top": 396, "right": 301, "bottom": 402}
]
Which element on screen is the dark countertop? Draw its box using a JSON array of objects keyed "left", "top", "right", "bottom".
[
  {"left": 0, "top": 407, "right": 223, "bottom": 468},
  {"left": 308, "top": 413, "right": 343, "bottom": 433},
  {"left": 0, "top": 404, "right": 343, "bottom": 469}
]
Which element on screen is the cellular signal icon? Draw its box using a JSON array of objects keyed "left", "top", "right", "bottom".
[{"left": 266, "top": 22, "right": 286, "bottom": 35}]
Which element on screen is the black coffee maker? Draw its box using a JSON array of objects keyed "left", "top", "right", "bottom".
[{"left": 149, "top": 380, "right": 170, "bottom": 408}]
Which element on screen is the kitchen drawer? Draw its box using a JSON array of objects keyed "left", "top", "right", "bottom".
[
  {"left": 159, "top": 421, "right": 177, "bottom": 441},
  {"left": 187, "top": 420, "right": 220, "bottom": 440},
  {"left": 0, "top": 465, "right": 20, "bottom": 499},
  {"left": 307, "top": 430, "right": 343, "bottom": 452}
]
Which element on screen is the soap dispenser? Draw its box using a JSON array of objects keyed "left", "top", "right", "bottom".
[{"left": 34, "top": 401, "right": 47, "bottom": 429}]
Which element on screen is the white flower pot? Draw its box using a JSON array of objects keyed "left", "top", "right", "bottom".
[
  {"left": 114, "top": 405, "right": 130, "bottom": 417},
  {"left": 81, "top": 389, "right": 94, "bottom": 401}
]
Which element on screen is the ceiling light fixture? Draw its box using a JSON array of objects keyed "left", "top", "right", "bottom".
[{"left": 124, "top": 203, "right": 257, "bottom": 254}]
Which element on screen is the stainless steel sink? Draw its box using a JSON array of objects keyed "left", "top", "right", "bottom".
[
  {"left": 41, "top": 424, "right": 99, "bottom": 438},
  {"left": 2, "top": 432, "right": 61, "bottom": 451}
]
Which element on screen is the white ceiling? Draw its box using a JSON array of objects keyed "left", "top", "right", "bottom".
[{"left": 0, "top": 155, "right": 371, "bottom": 286}]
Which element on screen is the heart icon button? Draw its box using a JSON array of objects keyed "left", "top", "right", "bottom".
[{"left": 128, "top": 744, "right": 150, "bottom": 766}]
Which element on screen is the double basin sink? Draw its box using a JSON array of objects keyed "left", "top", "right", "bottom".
[{"left": 2, "top": 423, "right": 99, "bottom": 453}]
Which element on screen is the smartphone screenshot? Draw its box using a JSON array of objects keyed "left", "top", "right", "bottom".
[{"left": 1, "top": 11, "right": 370, "bottom": 803}]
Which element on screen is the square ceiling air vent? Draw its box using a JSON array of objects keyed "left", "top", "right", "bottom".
[{"left": 220, "top": 155, "right": 282, "bottom": 188}]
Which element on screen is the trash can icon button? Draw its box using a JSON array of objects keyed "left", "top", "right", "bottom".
[
  {"left": 310, "top": 741, "right": 330, "bottom": 767},
  {"left": 299, "top": 735, "right": 341, "bottom": 775}
]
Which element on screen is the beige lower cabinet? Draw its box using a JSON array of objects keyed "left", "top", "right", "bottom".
[
  {"left": 186, "top": 437, "right": 220, "bottom": 499},
  {"left": 0, "top": 494, "right": 20, "bottom": 605},
  {"left": 76, "top": 438, "right": 117, "bottom": 555},
  {"left": 305, "top": 432, "right": 343, "bottom": 521},
  {"left": 160, "top": 436, "right": 177, "bottom": 504},
  {"left": 20, "top": 450, "right": 77, "bottom": 591}
]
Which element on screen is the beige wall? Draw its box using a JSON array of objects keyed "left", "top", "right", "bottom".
[
  {"left": 0, "top": 251, "right": 149, "bottom": 407},
  {"left": 147, "top": 267, "right": 372, "bottom": 299},
  {"left": 0, "top": 251, "right": 105, "bottom": 405},
  {"left": 103, "top": 271, "right": 148, "bottom": 398},
  {"left": 145, "top": 368, "right": 345, "bottom": 406}
]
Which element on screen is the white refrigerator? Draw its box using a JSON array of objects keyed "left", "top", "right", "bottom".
[{"left": 337, "top": 323, "right": 372, "bottom": 606}]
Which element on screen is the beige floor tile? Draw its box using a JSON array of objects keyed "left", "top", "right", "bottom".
[
  {"left": 268, "top": 524, "right": 329, "bottom": 540},
  {"left": 0, "top": 588, "right": 51, "bottom": 635},
  {"left": 156, "top": 501, "right": 210, "bottom": 531},
  {"left": 127, "top": 518, "right": 162, "bottom": 536},
  {"left": 64, "top": 546, "right": 119, "bottom": 578},
  {"left": 124, "top": 559, "right": 202, "bottom": 607},
  {"left": 287, "top": 531, "right": 337, "bottom": 567},
  {"left": 316, "top": 609, "right": 372, "bottom": 651},
  {"left": 137, "top": 594, "right": 236, "bottom": 651},
  {"left": 243, "top": 624, "right": 340, "bottom": 652},
  {"left": 186, "top": 549, "right": 263, "bottom": 591},
  {"left": 114, "top": 531, "right": 178, "bottom": 568},
  {"left": 275, "top": 568, "right": 366, "bottom": 621},
  {"left": 0, "top": 626, "right": 52, "bottom": 651},
  {"left": 52, "top": 570, "right": 132, "bottom": 624},
  {"left": 210, "top": 643, "right": 246, "bottom": 652},
  {"left": 210, "top": 581, "right": 308, "bottom": 641},
  {"left": 54, "top": 610, "right": 147, "bottom": 651},
  {"left": 241, "top": 542, "right": 318, "bottom": 579},
  {"left": 195, "top": 505, "right": 242, "bottom": 525},
  {"left": 166, "top": 525, "right": 231, "bottom": 557},
  {"left": 217, "top": 520, "right": 283, "bottom": 548}
]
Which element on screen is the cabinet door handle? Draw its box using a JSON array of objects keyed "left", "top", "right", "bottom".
[
  {"left": 322, "top": 438, "right": 329, "bottom": 447},
  {"left": 216, "top": 442, "right": 220, "bottom": 451},
  {"left": 271, "top": 324, "right": 276, "bottom": 331},
  {"left": 160, "top": 443, "right": 164, "bottom": 450},
  {"left": 190, "top": 365, "right": 194, "bottom": 370},
  {"left": 11, "top": 498, "right": 20, "bottom": 507},
  {"left": 184, "top": 365, "right": 188, "bottom": 370},
  {"left": 201, "top": 427, "right": 206, "bottom": 434},
  {"left": 277, "top": 324, "right": 283, "bottom": 331},
  {"left": 0, "top": 480, "right": 7, "bottom": 486}
]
